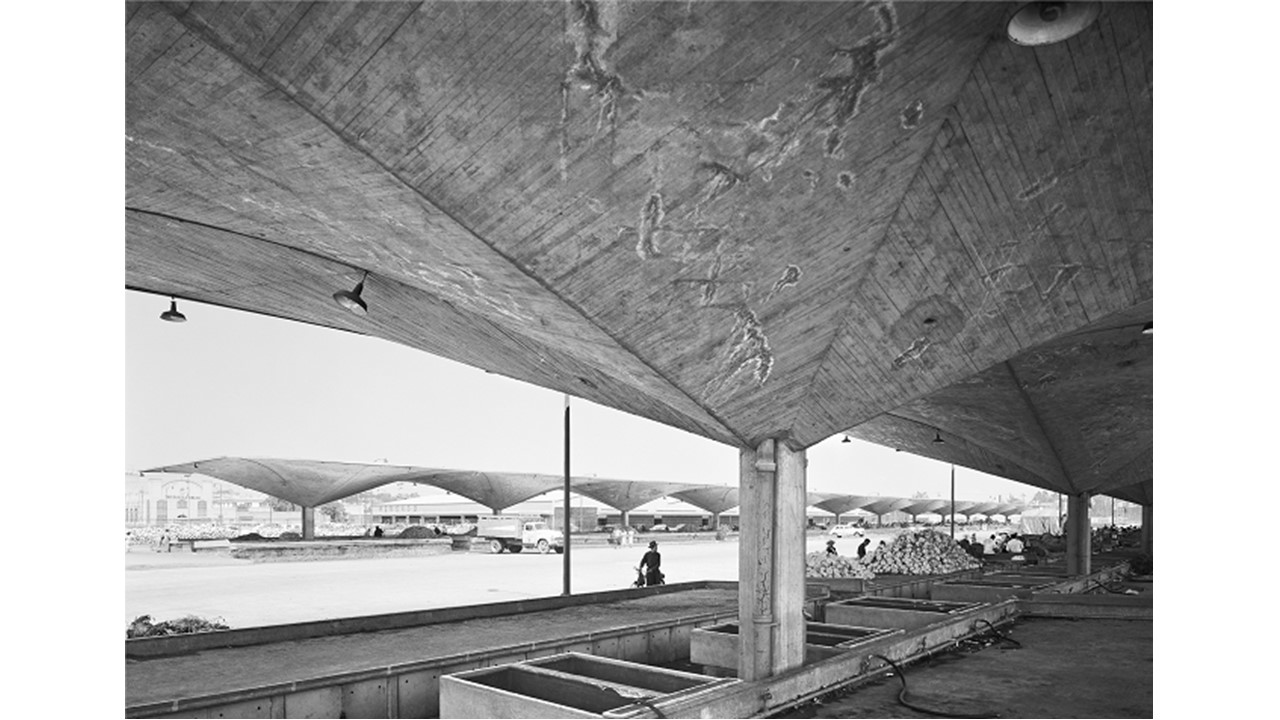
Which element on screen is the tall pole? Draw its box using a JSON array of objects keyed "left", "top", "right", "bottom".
[
  {"left": 562, "top": 394, "right": 571, "bottom": 596},
  {"left": 949, "top": 464, "right": 956, "bottom": 539}
]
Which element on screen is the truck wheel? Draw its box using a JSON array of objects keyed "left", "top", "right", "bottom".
[
  {"left": 489, "top": 539, "right": 503, "bottom": 554},
  {"left": 537, "top": 539, "right": 550, "bottom": 554},
  {"left": 509, "top": 544, "right": 523, "bottom": 553}
]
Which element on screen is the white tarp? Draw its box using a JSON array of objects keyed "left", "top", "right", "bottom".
[{"left": 1018, "top": 508, "right": 1062, "bottom": 535}]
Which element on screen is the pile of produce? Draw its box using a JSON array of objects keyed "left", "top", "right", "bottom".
[
  {"left": 867, "top": 530, "right": 981, "bottom": 575},
  {"left": 805, "top": 552, "right": 875, "bottom": 580},
  {"left": 127, "top": 614, "right": 230, "bottom": 639},
  {"left": 397, "top": 524, "right": 443, "bottom": 539}
]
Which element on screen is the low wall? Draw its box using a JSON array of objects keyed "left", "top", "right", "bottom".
[
  {"left": 1019, "top": 593, "right": 1152, "bottom": 620},
  {"left": 929, "top": 563, "right": 1126, "bottom": 603},
  {"left": 129, "top": 613, "right": 737, "bottom": 718},
  {"left": 862, "top": 568, "right": 985, "bottom": 599},
  {"left": 127, "top": 581, "right": 731, "bottom": 660},
  {"left": 126, "top": 584, "right": 740, "bottom": 719}
]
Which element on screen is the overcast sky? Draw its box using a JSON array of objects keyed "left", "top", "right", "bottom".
[{"left": 127, "top": 290, "right": 1048, "bottom": 502}]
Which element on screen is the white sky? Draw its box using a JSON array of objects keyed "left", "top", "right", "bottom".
[{"left": 129, "top": 290, "right": 1047, "bottom": 502}]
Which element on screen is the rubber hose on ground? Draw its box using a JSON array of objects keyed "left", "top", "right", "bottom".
[{"left": 869, "top": 654, "right": 999, "bottom": 719}]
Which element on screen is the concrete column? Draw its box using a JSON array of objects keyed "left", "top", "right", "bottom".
[
  {"left": 1065, "top": 493, "right": 1090, "bottom": 575},
  {"left": 1140, "top": 504, "right": 1152, "bottom": 555},
  {"left": 738, "top": 439, "right": 807, "bottom": 681},
  {"left": 301, "top": 506, "right": 316, "bottom": 541}
]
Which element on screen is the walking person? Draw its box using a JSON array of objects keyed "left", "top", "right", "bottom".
[
  {"left": 856, "top": 538, "right": 871, "bottom": 560},
  {"left": 640, "top": 541, "right": 664, "bottom": 586}
]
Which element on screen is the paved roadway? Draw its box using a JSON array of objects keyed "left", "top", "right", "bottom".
[{"left": 125, "top": 534, "right": 901, "bottom": 628}]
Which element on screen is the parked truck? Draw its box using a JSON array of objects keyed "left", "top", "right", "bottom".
[{"left": 476, "top": 515, "right": 564, "bottom": 554}]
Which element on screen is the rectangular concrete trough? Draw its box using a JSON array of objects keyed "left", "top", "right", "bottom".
[
  {"left": 982, "top": 573, "right": 1075, "bottom": 584},
  {"left": 823, "top": 596, "right": 985, "bottom": 631},
  {"left": 930, "top": 578, "right": 1057, "bottom": 603},
  {"left": 438, "top": 652, "right": 737, "bottom": 719},
  {"left": 689, "top": 621, "right": 902, "bottom": 673}
]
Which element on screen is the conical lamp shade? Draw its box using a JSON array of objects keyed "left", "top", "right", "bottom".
[
  {"left": 1007, "top": 2, "right": 1100, "bottom": 46},
  {"left": 333, "top": 277, "right": 368, "bottom": 315},
  {"left": 160, "top": 299, "right": 186, "bottom": 323}
]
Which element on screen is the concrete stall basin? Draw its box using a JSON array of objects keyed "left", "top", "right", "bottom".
[
  {"left": 689, "top": 621, "right": 902, "bottom": 673},
  {"left": 824, "top": 596, "right": 985, "bottom": 631},
  {"left": 930, "top": 578, "right": 1056, "bottom": 603},
  {"left": 439, "top": 652, "right": 736, "bottom": 719},
  {"left": 982, "top": 573, "right": 1076, "bottom": 585}
]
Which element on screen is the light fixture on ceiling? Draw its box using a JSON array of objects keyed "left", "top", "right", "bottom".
[
  {"left": 933, "top": 431, "right": 945, "bottom": 444},
  {"left": 1141, "top": 321, "right": 1152, "bottom": 335},
  {"left": 333, "top": 271, "right": 369, "bottom": 316},
  {"left": 1007, "top": 2, "right": 1100, "bottom": 46},
  {"left": 842, "top": 435, "right": 852, "bottom": 443},
  {"left": 159, "top": 297, "right": 187, "bottom": 323}
]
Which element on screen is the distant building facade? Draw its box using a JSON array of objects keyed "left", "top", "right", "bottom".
[{"left": 124, "top": 473, "right": 278, "bottom": 527}]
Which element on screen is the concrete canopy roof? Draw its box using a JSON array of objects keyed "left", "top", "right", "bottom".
[
  {"left": 396, "top": 471, "right": 565, "bottom": 513},
  {"left": 859, "top": 498, "right": 914, "bottom": 516},
  {"left": 145, "top": 458, "right": 427, "bottom": 508},
  {"left": 570, "top": 480, "right": 705, "bottom": 513},
  {"left": 947, "top": 500, "right": 984, "bottom": 516},
  {"left": 147, "top": 458, "right": 705, "bottom": 513},
  {"left": 126, "top": 2, "right": 1151, "bottom": 503},
  {"left": 145, "top": 457, "right": 1020, "bottom": 522},
  {"left": 899, "top": 499, "right": 950, "bottom": 516},
  {"left": 994, "top": 503, "right": 1025, "bottom": 516},
  {"left": 810, "top": 493, "right": 880, "bottom": 517},
  {"left": 669, "top": 486, "right": 740, "bottom": 516},
  {"left": 963, "top": 501, "right": 1004, "bottom": 518},
  {"left": 1106, "top": 480, "right": 1152, "bottom": 507}
]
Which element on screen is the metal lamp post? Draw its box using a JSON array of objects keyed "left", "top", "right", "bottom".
[{"left": 563, "top": 394, "right": 571, "bottom": 596}]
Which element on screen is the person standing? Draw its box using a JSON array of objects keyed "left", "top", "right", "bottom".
[
  {"left": 640, "top": 541, "right": 663, "bottom": 586},
  {"left": 856, "top": 538, "right": 871, "bottom": 560},
  {"left": 825, "top": 539, "right": 838, "bottom": 556}
]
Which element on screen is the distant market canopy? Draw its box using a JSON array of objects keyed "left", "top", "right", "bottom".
[{"left": 145, "top": 457, "right": 1029, "bottom": 518}]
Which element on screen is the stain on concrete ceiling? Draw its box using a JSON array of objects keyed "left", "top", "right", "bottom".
[{"left": 126, "top": 2, "right": 1152, "bottom": 501}]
